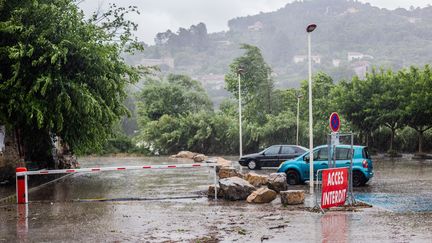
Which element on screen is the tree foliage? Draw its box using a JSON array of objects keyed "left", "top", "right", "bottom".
[
  {"left": 400, "top": 66, "right": 432, "bottom": 153},
  {"left": 0, "top": 0, "right": 144, "bottom": 155},
  {"left": 224, "top": 44, "right": 274, "bottom": 125},
  {"left": 136, "top": 74, "right": 212, "bottom": 122},
  {"left": 334, "top": 65, "right": 432, "bottom": 153}
]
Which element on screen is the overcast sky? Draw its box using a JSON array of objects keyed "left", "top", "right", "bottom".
[{"left": 79, "top": 0, "right": 432, "bottom": 44}]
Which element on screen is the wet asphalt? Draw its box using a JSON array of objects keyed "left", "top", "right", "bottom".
[{"left": 1, "top": 155, "right": 432, "bottom": 242}]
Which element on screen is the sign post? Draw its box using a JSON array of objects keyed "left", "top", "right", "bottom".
[{"left": 321, "top": 167, "right": 348, "bottom": 209}]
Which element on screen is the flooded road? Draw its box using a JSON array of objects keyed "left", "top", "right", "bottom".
[{"left": 1, "top": 155, "right": 432, "bottom": 242}]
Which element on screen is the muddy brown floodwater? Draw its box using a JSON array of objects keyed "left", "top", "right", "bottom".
[{"left": 1, "top": 155, "right": 432, "bottom": 242}]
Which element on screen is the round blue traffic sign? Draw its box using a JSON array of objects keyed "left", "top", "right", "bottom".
[{"left": 329, "top": 112, "right": 340, "bottom": 132}]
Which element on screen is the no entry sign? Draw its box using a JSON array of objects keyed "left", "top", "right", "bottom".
[
  {"left": 329, "top": 112, "right": 340, "bottom": 132},
  {"left": 321, "top": 167, "right": 348, "bottom": 209}
]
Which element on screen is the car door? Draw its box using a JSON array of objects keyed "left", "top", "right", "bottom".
[
  {"left": 303, "top": 147, "right": 329, "bottom": 180},
  {"left": 335, "top": 147, "right": 352, "bottom": 168},
  {"left": 261, "top": 145, "right": 281, "bottom": 167},
  {"left": 313, "top": 147, "right": 329, "bottom": 178},
  {"left": 278, "top": 146, "right": 297, "bottom": 165}
]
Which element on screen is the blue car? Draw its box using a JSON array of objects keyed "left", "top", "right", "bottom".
[{"left": 277, "top": 145, "right": 373, "bottom": 187}]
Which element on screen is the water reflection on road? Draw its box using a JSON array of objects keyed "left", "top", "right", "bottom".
[
  {"left": 354, "top": 157, "right": 432, "bottom": 212},
  {"left": 30, "top": 156, "right": 215, "bottom": 202}
]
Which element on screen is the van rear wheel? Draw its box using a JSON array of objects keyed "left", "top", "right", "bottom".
[
  {"left": 352, "top": 171, "right": 366, "bottom": 187},
  {"left": 286, "top": 170, "right": 300, "bottom": 185}
]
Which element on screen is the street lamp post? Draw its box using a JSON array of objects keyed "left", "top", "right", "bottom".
[
  {"left": 237, "top": 68, "right": 244, "bottom": 158},
  {"left": 296, "top": 92, "right": 303, "bottom": 146},
  {"left": 307, "top": 23, "right": 317, "bottom": 194}
]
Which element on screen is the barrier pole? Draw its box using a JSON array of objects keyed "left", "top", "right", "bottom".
[
  {"left": 214, "top": 165, "right": 218, "bottom": 200},
  {"left": 16, "top": 167, "right": 28, "bottom": 204},
  {"left": 15, "top": 163, "right": 218, "bottom": 203},
  {"left": 16, "top": 204, "right": 28, "bottom": 241}
]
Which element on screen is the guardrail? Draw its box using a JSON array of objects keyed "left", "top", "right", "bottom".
[{"left": 16, "top": 163, "right": 218, "bottom": 204}]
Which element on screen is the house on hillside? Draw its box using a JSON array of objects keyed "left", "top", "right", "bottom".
[
  {"left": 139, "top": 58, "right": 175, "bottom": 69},
  {"left": 196, "top": 74, "right": 225, "bottom": 90},
  {"left": 293, "top": 55, "right": 307, "bottom": 63},
  {"left": 214, "top": 40, "right": 231, "bottom": 46},
  {"left": 293, "top": 55, "right": 321, "bottom": 64},
  {"left": 332, "top": 59, "right": 341, "bottom": 67},
  {"left": 351, "top": 61, "right": 370, "bottom": 79},
  {"left": 248, "top": 21, "right": 264, "bottom": 31},
  {"left": 348, "top": 52, "right": 374, "bottom": 62},
  {"left": 312, "top": 55, "right": 321, "bottom": 64},
  {"left": 407, "top": 17, "right": 420, "bottom": 24}
]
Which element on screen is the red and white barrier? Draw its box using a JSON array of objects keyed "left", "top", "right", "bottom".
[
  {"left": 16, "top": 163, "right": 218, "bottom": 204},
  {"left": 16, "top": 167, "right": 28, "bottom": 204}
]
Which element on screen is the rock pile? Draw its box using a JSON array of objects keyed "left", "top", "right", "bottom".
[
  {"left": 267, "top": 173, "right": 288, "bottom": 192},
  {"left": 207, "top": 165, "right": 305, "bottom": 206},
  {"left": 246, "top": 188, "right": 277, "bottom": 203},
  {"left": 170, "top": 151, "right": 208, "bottom": 162},
  {"left": 208, "top": 185, "right": 223, "bottom": 198},
  {"left": 244, "top": 172, "right": 268, "bottom": 187},
  {"left": 219, "top": 177, "right": 255, "bottom": 201},
  {"left": 280, "top": 190, "right": 305, "bottom": 205},
  {"left": 170, "top": 151, "right": 232, "bottom": 168},
  {"left": 218, "top": 167, "right": 243, "bottom": 179},
  {"left": 170, "top": 151, "right": 197, "bottom": 159}
]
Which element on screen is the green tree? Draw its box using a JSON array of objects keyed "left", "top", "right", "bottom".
[
  {"left": 0, "top": 0, "right": 144, "bottom": 159},
  {"left": 136, "top": 74, "right": 212, "bottom": 122},
  {"left": 139, "top": 111, "right": 238, "bottom": 154},
  {"left": 333, "top": 75, "right": 379, "bottom": 146},
  {"left": 400, "top": 65, "right": 432, "bottom": 153},
  {"left": 135, "top": 74, "right": 215, "bottom": 154},
  {"left": 224, "top": 44, "right": 274, "bottom": 125},
  {"left": 370, "top": 69, "right": 406, "bottom": 152},
  {"left": 299, "top": 72, "right": 336, "bottom": 146}
]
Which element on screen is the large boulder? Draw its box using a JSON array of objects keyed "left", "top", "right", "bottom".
[
  {"left": 280, "top": 190, "right": 305, "bottom": 205},
  {"left": 218, "top": 167, "right": 243, "bottom": 179},
  {"left": 206, "top": 157, "right": 233, "bottom": 171},
  {"left": 245, "top": 172, "right": 269, "bottom": 187},
  {"left": 193, "top": 154, "right": 207, "bottom": 162},
  {"left": 216, "top": 157, "right": 232, "bottom": 168},
  {"left": 207, "top": 185, "right": 224, "bottom": 199},
  {"left": 267, "top": 173, "right": 288, "bottom": 193},
  {"left": 219, "top": 177, "right": 255, "bottom": 201},
  {"left": 246, "top": 188, "right": 277, "bottom": 204},
  {"left": 170, "top": 151, "right": 197, "bottom": 159}
]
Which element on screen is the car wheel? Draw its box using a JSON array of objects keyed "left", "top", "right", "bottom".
[
  {"left": 247, "top": 160, "right": 259, "bottom": 170},
  {"left": 352, "top": 171, "right": 366, "bottom": 187},
  {"left": 286, "top": 170, "right": 300, "bottom": 185}
]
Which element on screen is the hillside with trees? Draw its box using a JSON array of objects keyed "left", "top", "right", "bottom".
[
  {"left": 127, "top": 0, "right": 432, "bottom": 104},
  {"left": 116, "top": 0, "right": 432, "bottom": 156}
]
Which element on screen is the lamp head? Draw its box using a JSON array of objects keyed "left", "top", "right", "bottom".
[
  {"left": 306, "top": 24, "right": 317, "bottom": 33},
  {"left": 296, "top": 91, "right": 303, "bottom": 99},
  {"left": 237, "top": 67, "right": 245, "bottom": 75}
]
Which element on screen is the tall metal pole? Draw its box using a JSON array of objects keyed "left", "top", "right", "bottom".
[
  {"left": 308, "top": 32, "right": 314, "bottom": 194},
  {"left": 296, "top": 96, "right": 300, "bottom": 146},
  {"left": 238, "top": 73, "right": 243, "bottom": 158}
]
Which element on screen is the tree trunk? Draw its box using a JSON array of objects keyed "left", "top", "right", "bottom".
[
  {"left": 418, "top": 130, "right": 424, "bottom": 154},
  {"left": 389, "top": 128, "right": 395, "bottom": 152},
  {"left": 366, "top": 132, "right": 370, "bottom": 147}
]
